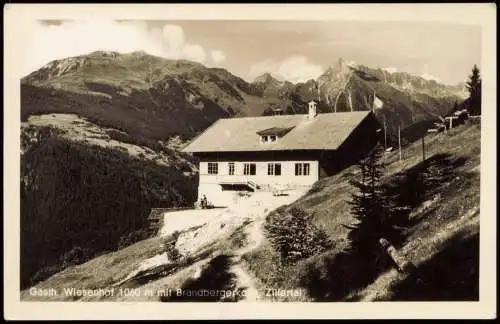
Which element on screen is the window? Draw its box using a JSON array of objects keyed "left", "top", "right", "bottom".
[
  {"left": 304, "top": 163, "right": 310, "bottom": 176},
  {"left": 295, "top": 163, "right": 310, "bottom": 176},
  {"left": 275, "top": 163, "right": 282, "bottom": 175},
  {"left": 228, "top": 162, "right": 235, "bottom": 175},
  {"left": 261, "top": 135, "right": 278, "bottom": 144},
  {"left": 267, "top": 163, "right": 282, "bottom": 176},
  {"left": 207, "top": 162, "right": 218, "bottom": 175},
  {"left": 295, "top": 163, "right": 301, "bottom": 176},
  {"left": 244, "top": 163, "right": 256, "bottom": 175}
]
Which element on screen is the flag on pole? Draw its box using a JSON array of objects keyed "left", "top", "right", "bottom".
[
  {"left": 373, "top": 95, "right": 384, "bottom": 110},
  {"left": 372, "top": 90, "right": 384, "bottom": 111}
]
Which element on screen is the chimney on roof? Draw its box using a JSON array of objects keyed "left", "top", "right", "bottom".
[{"left": 308, "top": 100, "right": 318, "bottom": 120}]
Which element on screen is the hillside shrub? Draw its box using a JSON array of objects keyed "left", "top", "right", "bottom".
[
  {"left": 161, "top": 230, "right": 182, "bottom": 262},
  {"left": 241, "top": 243, "right": 296, "bottom": 289},
  {"left": 60, "top": 246, "right": 94, "bottom": 268},
  {"left": 105, "top": 128, "right": 132, "bottom": 143},
  {"left": 21, "top": 124, "right": 63, "bottom": 152},
  {"left": 117, "top": 228, "right": 151, "bottom": 249},
  {"left": 264, "top": 207, "right": 333, "bottom": 264}
]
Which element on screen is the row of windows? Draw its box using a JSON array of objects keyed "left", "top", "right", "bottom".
[
  {"left": 206, "top": 162, "right": 310, "bottom": 176},
  {"left": 260, "top": 135, "right": 278, "bottom": 143}
]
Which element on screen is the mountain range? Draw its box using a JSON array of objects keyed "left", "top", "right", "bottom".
[
  {"left": 21, "top": 51, "right": 467, "bottom": 145},
  {"left": 19, "top": 50, "right": 471, "bottom": 289}
]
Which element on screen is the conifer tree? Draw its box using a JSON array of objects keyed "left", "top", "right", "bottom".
[
  {"left": 466, "top": 65, "right": 482, "bottom": 115},
  {"left": 345, "top": 144, "right": 399, "bottom": 259}
]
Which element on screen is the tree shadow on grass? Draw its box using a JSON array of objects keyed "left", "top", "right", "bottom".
[
  {"left": 383, "top": 153, "right": 469, "bottom": 243},
  {"left": 160, "top": 254, "right": 245, "bottom": 302},
  {"left": 299, "top": 153, "right": 472, "bottom": 302},
  {"left": 390, "top": 231, "right": 479, "bottom": 301},
  {"left": 298, "top": 248, "right": 395, "bottom": 302}
]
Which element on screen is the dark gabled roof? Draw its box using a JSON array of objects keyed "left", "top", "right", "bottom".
[
  {"left": 182, "top": 111, "right": 372, "bottom": 153},
  {"left": 256, "top": 126, "right": 295, "bottom": 137}
]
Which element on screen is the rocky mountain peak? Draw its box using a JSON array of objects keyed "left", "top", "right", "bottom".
[
  {"left": 318, "top": 57, "right": 353, "bottom": 82},
  {"left": 22, "top": 56, "right": 92, "bottom": 83},
  {"left": 254, "top": 72, "right": 272, "bottom": 83},
  {"left": 335, "top": 57, "right": 352, "bottom": 74},
  {"left": 88, "top": 50, "right": 120, "bottom": 58},
  {"left": 253, "top": 72, "right": 283, "bottom": 85}
]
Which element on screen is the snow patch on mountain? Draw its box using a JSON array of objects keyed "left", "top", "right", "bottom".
[
  {"left": 420, "top": 73, "right": 441, "bottom": 83},
  {"left": 383, "top": 67, "right": 398, "bottom": 73},
  {"left": 345, "top": 60, "right": 358, "bottom": 68}
]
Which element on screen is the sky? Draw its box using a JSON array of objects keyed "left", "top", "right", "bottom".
[{"left": 20, "top": 19, "right": 481, "bottom": 85}]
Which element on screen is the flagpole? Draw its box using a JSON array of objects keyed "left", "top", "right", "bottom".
[
  {"left": 398, "top": 125, "right": 402, "bottom": 162},
  {"left": 384, "top": 120, "right": 387, "bottom": 150}
]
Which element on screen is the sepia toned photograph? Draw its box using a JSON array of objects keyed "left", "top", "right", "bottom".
[{"left": 4, "top": 3, "right": 497, "bottom": 320}]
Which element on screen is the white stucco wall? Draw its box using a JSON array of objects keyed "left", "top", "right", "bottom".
[{"left": 197, "top": 160, "right": 319, "bottom": 206}]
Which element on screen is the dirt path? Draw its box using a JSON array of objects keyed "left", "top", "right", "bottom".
[
  {"left": 115, "top": 191, "right": 307, "bottom": 302},
  {"left": 229, "top": 218, "right": 265, "bottom": 302}
]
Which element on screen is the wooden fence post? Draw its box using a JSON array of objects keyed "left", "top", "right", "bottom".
[{"left": 379, "top": 238, "right": 415, "bottom": 273}]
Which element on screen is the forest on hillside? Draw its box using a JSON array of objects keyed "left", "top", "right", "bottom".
[{"left": 20, "top": 126, "right": 197, "bottom": 289}]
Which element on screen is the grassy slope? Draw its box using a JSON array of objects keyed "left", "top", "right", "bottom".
[
  {"left": 352, "top": 123, "right": 480, "bottom": 301},
  {"left": 21, "top": 237, "right": 165, "bottom": 301},
  {"left": 20, "top": 220, "right": 250, "bottom": 301},
  {"left": 243, "top": 121, "right": 481, "bottom": 301}
]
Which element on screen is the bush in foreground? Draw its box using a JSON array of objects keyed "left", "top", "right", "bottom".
[{"left": 264, "top": 207, "right": 333, "bottom": 264}]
